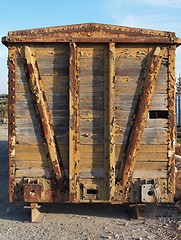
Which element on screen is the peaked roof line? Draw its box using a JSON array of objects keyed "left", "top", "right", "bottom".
[
  {"left": 7, "top": 22, "right": 175, "bottom": 37},
  {"left": 2, "top": 23, "right": 181, "bottom": 46}
]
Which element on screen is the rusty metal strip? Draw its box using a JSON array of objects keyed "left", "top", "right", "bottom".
[
  {"left": 116, "top": 47, "right": 167, "bottom": 200},
  {"left": 167, "top": 45, "right": 176, "bottom": 201},
  {"left": 22, "top": 46, "right": 65, "bottom": 187},
  {"left": 69, "top": 43, "right": 80, "bottom": 201},
  {"left": 8, "top": 46, "right": 16, "bottom": 202},
  {"left": 109, "top": 43, "right": 116, "bottom": 201}
]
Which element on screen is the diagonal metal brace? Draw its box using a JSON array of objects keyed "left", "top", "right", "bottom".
[
  {"left": 116, "top": 47, "right": 167, "bottom": 200},
  {"left": 22, "top": 46, "right": 66, "bottom": 187}
]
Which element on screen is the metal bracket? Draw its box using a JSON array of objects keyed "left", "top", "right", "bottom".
[
  {"left": 141, "top": 183, "right": 157, "bottom": 203},
  {"left": 24, "top": 184, "right": 42, "bottom": 202}
]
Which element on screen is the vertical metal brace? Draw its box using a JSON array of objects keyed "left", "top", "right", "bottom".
[
  {"left": 167, "top": 45, "right": 176, "bottom": 201},
  {"left": 69, "top": 43, "right": 80, "bottom": 201},
  {"left": 22, "top": 46, "right": 65, "bottom": 187},
  {"left": 117, "top": 47, "right": 167, "bottom": 200},
  {"left": 109, "top": 43, "right": 116, "bottom": 200}
]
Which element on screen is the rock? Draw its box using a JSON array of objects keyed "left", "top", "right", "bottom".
[{"left": 177, "top": 221, "right": 181, "bottom": 230}]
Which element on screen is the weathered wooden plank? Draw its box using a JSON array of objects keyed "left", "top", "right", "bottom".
[
  {"left": 80, "top": 169, "right": 104, "bottom": 179},
  {"left": 16, "top": 99, "right": 68, "bottom": 110},
  {"left": 78, "top": 76, "right": 104, "bottom": 84},
  {"left": 137, "top": 152, "right": 167, "bottom": 161},
  {"left": 15, "top": 143, "right": 68, "bottom": 158},
  {"left": 16, "top": 75, "right": 69, "bottom": 86},
  {"left": 15, "top": 169, "right": 51, "bottom": 178},
  {"left": 80, "top": 119, "right": 104, "bottom": 134},
  {"left": 79, "top": 47, "right": 105, "bottom": 58},
  {"left": 136, "top": 161, "right": 167, "bottom": 170},
  {"left": 16, "top": 152, "right": 45, "bottom": 161},
  {"left": 116, "top": 45, "right": 148, "bottom": 58},
  {"left": 80, "top": 134, "right": 104, "bottom": 144},
  {"left": 115, "top": 152, "right": 167, "bottom": 162},
  {"left": 16, "top": 44, "right": 69, "bottom": 58},
  {"left": 115, "top": 64, "right": 145, "bottom": 76},
  {"left": 115, "top": 93, "right": 140, "bottom": 101},
  {"left": 16, "top": 92, "right": 68, "bottom": 103},
  {"left": 16, "top": 109, "right": 69, "bottom": 120},
  {"left": 80, "top": 151, "right": 104, "bottom": 160},
  {"left": 138, "top": 144, "right": 168, "bottom": 153},
  {"left": 80, "top": 162, "right": 104, "bottom": 169},
  {"left": 79, "top": 85, "right": 104, "bottom": 93},
  {"left": 80, "top": 100, "right": 104, "bottom": 110},
  {"left": 16, "top": 63, "right": 69, "bottom": 77},
  {"left": 114, "top": 127, "right": 168, "bottom": 145},
  {"left": 133, "top": 170, "right": 167, "bottom": 179},
  {"left": 142, "top": 128, "right": 168, "bottom": 144},
  {"left": 145, "top": 119, "right": 168, "bottom": 128},
  {"left": 80, "top": 145, "right": 104, "bottom": 153},
  {"left": 80, "top": 110, "right": 104, "bottom": 119},
  {"left": 16, "top": 127, "right": 69, "bottom": 140},
  {"left": 114, "top": 118, "right": 168, "bottom": 131},
  {"left": 16, "top": 161, "right": 47, "bottom": 169}
]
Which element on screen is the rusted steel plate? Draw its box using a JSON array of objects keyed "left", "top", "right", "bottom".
[{"left": 24, "top": 184, "right": 42, "bottom": 202}]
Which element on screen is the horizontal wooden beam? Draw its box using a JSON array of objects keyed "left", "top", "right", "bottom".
[{"left": 2, "top": 37, "right": 178, "bottom": 45}]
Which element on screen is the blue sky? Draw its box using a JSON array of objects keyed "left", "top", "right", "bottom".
[{"left": 0, "top": 0, "right": 181, "bottom": 93}]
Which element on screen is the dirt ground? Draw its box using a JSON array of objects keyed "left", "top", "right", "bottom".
[{"left": 0, "top": 125, "right": 180, "bottom": 240}]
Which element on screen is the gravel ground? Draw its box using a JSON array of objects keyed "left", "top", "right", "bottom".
[{"left": 0, "top": 125, "right": 180, "bottom": 240}]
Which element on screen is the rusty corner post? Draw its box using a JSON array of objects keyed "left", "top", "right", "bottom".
[
  {"left": 116, "top": 46, "right": 167, "bottom": 200},
  {"left": 8, "top": 47, "right": 16, "bottom": 202},
  {"left": 22, "top": 46, "right": 66, "bottom": 189}
]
